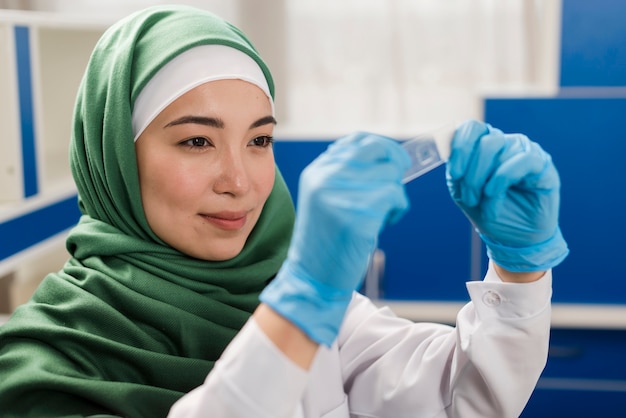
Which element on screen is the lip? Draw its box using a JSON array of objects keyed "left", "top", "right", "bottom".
[{"left": 199, "top": 211, "right": 248, "bottom": 231}]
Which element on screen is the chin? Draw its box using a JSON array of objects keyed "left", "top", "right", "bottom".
[
  {"left": 194, "top": 245, "right": 244, "bottom": 262},
  {"left": 170, "top": 234, "right": 246, "bottom": 261}
]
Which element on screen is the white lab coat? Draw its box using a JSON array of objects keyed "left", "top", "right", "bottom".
[{"left": 168, "top": 263, "right": 552, "bottom": 418}]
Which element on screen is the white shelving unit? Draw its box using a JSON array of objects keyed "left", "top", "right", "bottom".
[
  {"left": 0, "top": 11, "right": 106, "bottom": 201},
  {"left": 0, "top": 10, "right": 108, "bottom": 312}
]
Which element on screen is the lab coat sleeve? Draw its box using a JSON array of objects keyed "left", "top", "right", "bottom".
[
  {"left": 167, "top": 318, "right": 308, "bottom": 418},
  {"left": 339, "top": 261, "right": 552, "bottom": 418}
]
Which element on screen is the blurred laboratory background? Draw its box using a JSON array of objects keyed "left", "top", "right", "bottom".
[{"left": 0, "top": 1, "right": 625, "bottom": 416}]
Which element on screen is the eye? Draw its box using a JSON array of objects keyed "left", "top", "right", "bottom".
[
  {"left": 250, "top": 135, "right": 274, "bottom": 148},
  {"left": 180, "top": 137, "right": 211, "bottom": 148}
]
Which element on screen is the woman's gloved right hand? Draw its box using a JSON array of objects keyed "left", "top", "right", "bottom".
[{"left": 260, "top": 132, "right": 410, "bottom": 346}]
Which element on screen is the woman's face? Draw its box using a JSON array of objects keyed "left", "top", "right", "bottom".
[{"left": 135, "top": 79, "right": 276, "bottom": 261}]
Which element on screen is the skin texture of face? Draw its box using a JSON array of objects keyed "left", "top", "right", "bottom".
[{"left": 135, "top": 79, "right": 276, "bottom": 261}]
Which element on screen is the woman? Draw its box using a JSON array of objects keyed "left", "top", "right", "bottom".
[{"left": 0, "top": 5, "right": 568, "bottom": 418}]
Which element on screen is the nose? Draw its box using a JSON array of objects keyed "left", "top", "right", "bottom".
[{"left": 212, "top": 147, "right": 250, "bottom": 196}]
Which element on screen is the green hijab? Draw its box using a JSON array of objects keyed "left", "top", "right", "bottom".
[{"left": 0, "top": 5, "right": 294, "bottom": 417}]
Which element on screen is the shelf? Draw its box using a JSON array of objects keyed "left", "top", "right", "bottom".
[{"left": 376, "top": 300, "right": 626, "bottom": 330}]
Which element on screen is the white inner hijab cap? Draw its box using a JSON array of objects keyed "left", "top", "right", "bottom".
[{"left": 132, "top": 44, "right": 274, "bottom": 142}]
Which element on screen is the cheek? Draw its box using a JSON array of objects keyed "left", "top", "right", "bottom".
[
  {"left": 257, "top": 160, "right": 276, "bottom": 202},
  {"left": 139, "top": 157, "right": 201, "bottom": 216}
]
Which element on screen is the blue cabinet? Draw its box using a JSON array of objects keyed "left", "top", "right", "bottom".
[
  {"left": 521, "top": 328, "right": 626, "bottom": 417},
  {"left": 484, "top": 96, "right": 626, "bottom": 304},
  {"left": 498, "top": 2, "right": 626, "bottom": 414},
  {"left": 484, "top": 95, "right": 626, "bottom": 416}
]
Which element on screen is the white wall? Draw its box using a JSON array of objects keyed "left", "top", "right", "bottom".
[{"left": 2, "top": 0, "right": 562, "bottom": 137}]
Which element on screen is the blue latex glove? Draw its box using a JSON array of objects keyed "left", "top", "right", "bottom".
[
  {"left": 260, "top": 132, "right": 410, "bottom": 346},
  {"left": 446, "top": 120, "right": 569, "bottom": 272}
]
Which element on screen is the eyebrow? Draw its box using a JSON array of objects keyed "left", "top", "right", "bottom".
[{"left": 164, "top": 115, "right": 277, "bottom": 130}]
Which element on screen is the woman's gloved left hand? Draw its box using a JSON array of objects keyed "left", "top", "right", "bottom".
[
  {"left": 260, "top": 132, "right": 410, "bottom": 346},
  {"left": 446, "top": 119, "right": 569, "bottom": 272}
]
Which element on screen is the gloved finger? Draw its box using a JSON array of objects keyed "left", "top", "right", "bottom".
[
  {"left": 447, "top": 119, "right": 490, "bottom": 180},
  {"left": 306, "top": 154, "right": 409, "bottom": 192},
  {"left": 353, "top": 134, "right": 411, "bottom": 181},
  {"left": 329, "top": 132, "right": 411, "bottom": 168},
  {"left": 484, "top": 140, "right": 552, "bottom": 197},
  {"left": 386, "top": 189, "right": 410, "bottom": 225},
  {"left": 520, "top": 142, "right": 560, "bottom": 191},
  {"left": 349, "top": 158, "right": 409, "bottom": 184},
  {"left": 347, "top": 181, "right": 410, "bottom": 230},
  {"left": 316, "top": 133, "right": 410, "bottom": 183},
  {"left": 312, "top": 178, "right": 409, "bottom": 241},
  {"left": 457, "top": 130, "right": 507, "bottom": 207},
  {"left": 526, "top": 158, "right": 560, "bottom": 191},
  {"left": 363, "top": 176, "right": 410, "bottom": 226}
]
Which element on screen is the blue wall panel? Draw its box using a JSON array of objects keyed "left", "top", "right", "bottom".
[
  {"left": 0, "top": 195, "right": 81, "bottom": 261},
  {"left": 14, "top": 25, "right": 38, "bottom": 198},
  {"left": 484, "top": 96, "right": 626, "bottom": 304},
  {"left": 379, "top": 166, "right": 472, "bottom": 301},
  {"left": 560, "top": 0, "right": 626, "bottom": 87},
  {"left": 273, "top": 140, "right": 330, "bottom": 204}
]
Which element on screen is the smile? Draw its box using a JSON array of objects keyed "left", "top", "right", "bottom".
[{"left": 199, "top": 212, "right": 248, "bottom": 231}]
